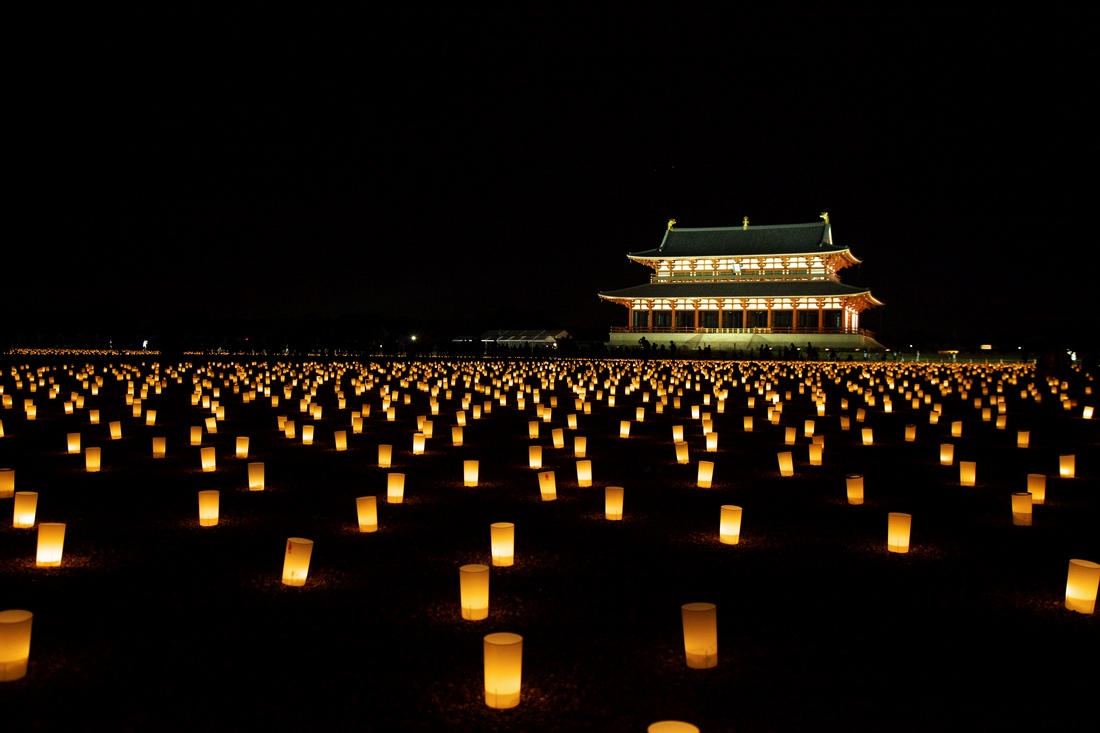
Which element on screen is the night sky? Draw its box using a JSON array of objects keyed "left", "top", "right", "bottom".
[{"left": 9, "top": 7, "right": 1096, "bottom": 348}]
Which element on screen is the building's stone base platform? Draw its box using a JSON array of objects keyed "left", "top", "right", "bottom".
[{"left": 608, "top": 331, "right": 887, "bottom": 354}]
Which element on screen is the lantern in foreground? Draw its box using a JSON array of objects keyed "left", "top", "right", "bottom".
[
  {"left": 808, "top": 443, "right": 822, "bottom": 466},
  {"left": 356, "top": 496, "right": 378, "bottom": 533},
  {"left": 281, "top": 537, "right": 313, "bottom": 586},
  {"left": 109, "top": 421, "right": 122, "bottom": 440},
  {"left": 551, "top": 428, "right": 564, "bottom": 449},
  {"left": 777, "top": 451, "right": 794, "bottom": 477},
  {"left": 198, "top": 490, "right": 219, "bottom": 527},
  {"left": 576, "top": 460, "right": 592, "bottom": 487},
  {"left": 484, "top": 632, "right": 523, "bottom": 708},
  {"left": 887, "top": 512, "right": 912, "bottom": 553},
  {"left": 0, "top": 609, "right": 33, "bottom": 681},
  {"left": 951, "top": 421, "right": 962, "bottom": 437},
  {"left": 674, "top": 441, "right": 689, "bottom": 464},
  {"left": 538, "top": 471, "right": 556, "bottom": 501},
  {"left": 248, "top": 462, "right": 265, "bottom": 491},
  {"left": 861, "top": 428, "right": 874, "bottom": 446},
  {"left": 940, "top": 443, "right": 954, "bottom": 466},
  {"left": 719, "top": 505, "right": 742, "bottom": 545},
  {"left": 491, "top": 522, "right": 515, "bottom": 566},
  {"left": 85, "top": 446, "right": 101, "bottom": 472},
  {"left": 464, "top": 460, "right": 479, "bottom": 487},
  {"left": 1065, "top": 559, "right": 1100, "bottom": 614},
  {"left": 574, "top": 436, "right": 587, "bottom": 458},
  {"left": 1017, "top": 431, "right": 1029, "bottom": 448},
  {"left": 959, "top": 461, "right": 976, "bottom": 487},
  {"left": 0, "top": 469, "right": 13, "bottom": 499},
  {"left": 1011, "top": 492, "right": 1032, "bottom": 526},
  {"left": 200, "top": 447, "right": 216, "bottom": 472},
  {"left": 36, "top": 523, "right": 66, "bottom": 567},
  {"left": 1059, "top": 455, "right": 1075, "bottom": 479},
  {"left": 152, "top": 437, "right": 166, "bottom": 458},
  {"left": 697, "top": 460, "right": 714, "bottom": 488},
  {"left": 13, "top": 492, "right": 38, "bottom": 529},
  {"left": 905, "top": 424, "right": 916, "bottom": 442},
  {"left": 605, "top": 486, "right": 624, "bottom": 520},
  {"left": 378, "top": 444, "right": 392, "bottom": 468},
  {"left": 66, "top": 433, "right": 81, "bottom": 454},
  {"left": 412, "top": 433, "right": 425, "bottom": 455},
  {"left": 648, "top": 723, "right": 700, "bottom": 733},
  {"left": 743, "top": 416, "right": 754, "bottom": 432},
  {"left": 191, "top": 426, "right": 203, "bottom": 446},
  {"left": 460, "top": 564, "right": 490, "bottom": 620},
  {"left": 706, "top": 432, "right": 718, "bottom": 452},
  {"left": 619, "top": 420, "right": 631, "bottom": 438},
  {"left": 387, "top": 473, "right": 405, "bottom": 504},
  {"left": 528, "top": 446, "right": 542, "bottom": 470},
  {"left": 1027, "top": 473, "right": 1045, "bottom": 504},
  {"left": 452, "top": 427, "right": 463, "bottom": 446},
  {"left": 302, "top": 425, "right": 315, "bottom": 445},
  {"left": 681, "top": 602, "right": 717, "bottom": 669},
  {"left": 846, "top": 474, "right": 864, "bottom": 505}
]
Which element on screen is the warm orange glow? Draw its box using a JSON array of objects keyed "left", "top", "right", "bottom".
[
  {"left": 460, "top": 564, "right": 490, "bottom": 620},
  {"left": 1059, "top": 455, "right": 1075, "bottom": 479},
  {"left": 13, "top": 492, "right": 38, "bottom": 529},
  {"left": 0, "top": 609, "right": 33, "bottom": 681},
  {"left": 483, "top": 632, "right": 523, "bottom": 708},
  {"left": 200, "top": 447, "right": 216, "bottom": 472},
  {"left": 697, "top": 460, "right": 714, "bottom": 488},
  {"left": 334, "top": 431, "right": 347, "bottom": 451},
  {"left": 1065, "top": 559, "right": 1100, "bottom": 614},
  {"left": 940, "top": 443, "right": 954, "bottom": 466},
  {"left": 959, "top": 461, "right": 976, "bottom": 487},
  {"left": 198, "top": 490, "right": 219, "bottom": 526},
  {"left": 387, "top": 473, "right": 405, "bottom": 504},
  {"left": 605, "top": 486, "right": 624, "bottom": 520},
  {"left": 1027, "top": 473, "right": 1045, "bottom": 504},
  {"left": 0, "top": 469, "right": 13, "bottom": 499},
  {"left": 247, "top": 462, "right": 265, "bottom": 491},
  {"left": 378, "top": 444, "right": 392, "bottom": 468},
  {"left": 491, "top": 522, "right": 515, "bottom": 566},
  {"left": 412, "top": 432, "right": 425, "bottom": 455},
  {"left": 777, "top": 451, "right": 793, "bottom": 477},
  {"left": 648, "top": 722, "right": 700, "bottom": 733},
  {"left": 356, "top": 496, "right": 378, "bottom": 533},
  {"left": 905, "top": 424, "right": 916, "bottom": 442},
  {"left": 452, "top": 426, "right": 463, "bottom": 446},
  {"left": 846, "top": 474, "right": 864, "bottom": 505},
  {"left": 281, "top": 537, "right": 313, "bottom": 586},
  {"left": 861, "top": 428, "right": 873, "bottom": 445},
  {"left": 576, "top": 459, "right": 592, "bottom": 487},
  {"left": 191, "top": 426, "right": 203, "bottom": 446},
  {"left": 85, "top": 447, "right": 101, "bottom": 473},
  {"left": 1017, "top": 431, "right": 1029, "bottom": 448},
  {"left": 66, "top": 433, "right": 81, "bottom": 454},
  {"left": 109, "top": 421, "right": 122, "bottom": 440},
  {"left": 888, "top": 512, "right": 912, "bottom": 553},
  {"left": 1011, "top": 492, "right": 1032, "bottom": 526},
  {"left": 674, "top": 441, "right": 689, "bottom": 464},
  {"left": 538, "top": 471, "right": 556, "bottom": 501},
  {"left": 719, "top": 505, "right": 742, "bottom": 545},
  {"left": 808, "top": 443, "right": 822, "bottom": 466},
  {"left": 528, "top": 446, "right": 542, "bottom": 470},
  {"left": 681, "top": 602, "right": 717, "bottom": 669},
  {"left": 35, "top": 523, "right": 66, "bottom": 567},
  {"left": 464, "top": 460, "right": 479, "bottom": 487}
]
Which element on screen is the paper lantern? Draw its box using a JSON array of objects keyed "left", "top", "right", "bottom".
[
  {"left": 855, "top": 408, "right": 866, "bottom": 423},
  {"left": 205, "top": 417, "right": 217, "bottom": 435},
  {"left": 619, "top": 420, "right": 631, "bottom": 439},
  {"left": 378, "top": 444, "right": 392, "bottom": 468},
  {"left": 605, "top": 486, "right": 624, "bottom": 520},
  {"left": 109, "top": 421, "right": 122, "bottom": 440},
  {"left": 743, "top": 416, "right": 753, "bottom": 432},
  {"left": 808, "top": 443, "right": 822, "bottom": 466},
  {"left": 1011, "top": 492, "right": 1032, "bottom": 526},
  {"left": 697, "top": 460, "right": 714, "bottom": 488},
  {"left": 281, "top": 537, "right": 314, "bottom": 587},
  {"left": 198, "top": 490, "right": 219, "bottom": 526},
  {"left": 905, "top": 425, "right": 916, "bottom": 442},
  {"left": 839, "top": 415, "right": 851, "bottom": 431},
  {"left": 0, "top": 469, "right": 13, "bottom": 499},
  {"left": 35, "top": 522, "right": 66, "bottom": 567},
  {"left": 483, "top": 632, "right": 523, "bottom": 709},
  {"left": 567, "top": 413, "right": 577, "bottom": 429},
  {"left": 456, "top": 410, "right": 467, "bottom": 426},
  {"left": 412, "top": 433, "right": 425, "bottom": 455},
  {"left": 191, "top": 426, "right": 203, "bottom": 446},
  {"left": 460, "top": 564, "right": 490, "bottom": 620},
  {"left": 352, "top": 416, "right": 363, "bottom": 435},
  {"left": 1059, "top": 455, "right": 1075, "bottom": 479},
  {"left": 719, "top": 505, "right": 742, "bottom": 545},
  {"left": 0, "top": 610, "right": 33, "bottom": 681},
  {"left": 674, "top": 441, "right": 689, "bottom": 464},
  {"left": 846, "top": 474, "right": 864, "bottom": 505},
  {"left": 451, "top": 426, "right": 464, "bottom": 446},
  {"left": 538, "top": 471, "right": 556, "bottom": 501},
  {"left": 636, "top": 407, "right": 645, "bottom": 422},
  {"left": 959, "top": 461, "right": 976, "bottom": 487},
  {"left": 951, "top": 421, "right": 962, "bottom": 437},
  {"left": 145, "top": 410, "right": 156, "bottom": 426},
  {"left": 804, "top": 419, "right": 815, "bottom": 437},
  {"left": 940, "top": 443, "right": 954, "bottom": 466},
  {"left": 89, "top": 409, "right": 100, "bottom": 425},
  {"left": 302, "top": 425, "right": 315, "bottom": 445},
  {"left": 1065, "top": 559, "right": 1100, "bottom": 614},
  {"left": 491, "top": 522, "right": 515, "bottom": 566},
  {"left": 13, "top": 492, "right": 37, "bottom": 529},
  {"left": 355, "top": 496, "right": 377, "bottom": 533},
  {"left": 784, "top": 427, "right": 796, "bottom": 445},
  {"left": 334, "top": 430, "right": 347, "bottom": 452},
  {"left": 528, "top": 421, "right": 539, "bottom": 439},
  {"left": 239, "top": 462, "right": 263, "bottom": 493},
  {"left": 861, "top": 428, "right": 873, "bottom": 445},
  {"left": 528, "top": 446, "right": 542, "bottom": 470},
  {"left": 888, "top": 512, "right": 912, "bottom": 553},
  {"left": 1017, "top": 431, "right": 1029, "bottom": 448},
  {"left": 648, "top": 723, "right": 700, "bottom": 733},
  {"left": 576, "top": 460, "right": 592, "bottom": 487},
  {"left": 200, "top": 447, "right": 216, "bottom": 472},
  {"left": 387, "top": 473, "right": 405, "bottom": 504},
  {"left": 25, "top": 405, "right": 35, "bottom": 421},
  {"left": 1027, "top": 473, "right": 1046, "bottom": 504},
  {"left": 681, "top": 602, "right": 717, "bottom": 669},
  {"left": 235, "top": 436, "right": 249, "bottom": 458},
  {"left": 66, "top": 432, "right": 81, "bottom": 454},
  {"left": 777, "top": 452, "right": 794, "bottom": 477},
  {"left": 464, "top": 460, "right": 479, "bottom": 487},
  {"left": 1084, "top": 406, "right": 1094, "bottom": 419},
  {"left": 284, "top": 420, "right": 296, "bottom": 439}
]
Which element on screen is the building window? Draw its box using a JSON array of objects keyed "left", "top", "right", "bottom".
[
  {"left": 700, "top": 311, "right": 718, "bottom": 328},
  {"left": 822, "top": 310, "right": 842, "bottom": 330},
  {"left": 748, "top": 311, "right": 768, "bottom": 328},
  {"left": 797, "top": 310, "right": 819, "bottom": 330},
  {"left": 722, "top": 311, "right": 743, "bottom": 329},
  {"left": 654, "top": 311, "right": 672, "bottom": 328},
  {"left": 632, "top": 310, "right": 649, "bottom": 328},
  {"left": 773, "top": 311, "right": 793, "bottom": 329},
  {"left": 676, "top": 311, "right": 695, "bottom": 329}
]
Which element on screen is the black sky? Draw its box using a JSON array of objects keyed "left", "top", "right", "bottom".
[{"left": 8, "top": 7, "right": 1097, "bottom": 348}]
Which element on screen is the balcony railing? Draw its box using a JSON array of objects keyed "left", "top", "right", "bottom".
[
  {"left": 610, "top": 326, "right": 874, "bottom": 338},
  {"left": 648, "top": 271, "right": 836, "bottom": 283}
]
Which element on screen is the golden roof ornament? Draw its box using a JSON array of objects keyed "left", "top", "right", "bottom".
[
  {"left": 742, "top": 216, "right": 749, "bottom": 230},
  {"left": 820, "top": 211, "right": 830, "bottom": 224},
  {"left": 667, "top": 218, "right": 676, "bottom": 231}
]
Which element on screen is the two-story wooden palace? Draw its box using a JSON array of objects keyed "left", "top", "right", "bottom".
[{"left": 599, "top": 215, "right": 885, "bottom": 353}]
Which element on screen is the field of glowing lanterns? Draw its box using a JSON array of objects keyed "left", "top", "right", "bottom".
[{"left": 1, "top": 356, "right": 1097, "bottom": 732}]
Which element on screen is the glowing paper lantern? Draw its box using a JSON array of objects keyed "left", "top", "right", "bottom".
[
  {"left": 888, "top": 512, "right": 912, "bottom": 553},
  {"left": 191, "top": 426, "right": 203, "bottom": 446},
  {"left": 483, "top": 632, "right": 523, "bottom": 709},
  {"left": 234, "top": 436, "right": 249, "bottom": 458},
  {"left": 378, "top": 444, "right": 392, "bottom": 468},
  {"left": 66, "top": 433, "right": 81, "bottom": 454},
  {"left": 551, "top": 428, "right": 564, "bottom": 449},
  {"left": 528, "top": 446, "right": 542, "bottom": 470},
  {"left": 648, "top": 723, "right": 700, "bottom": 733},
  {"left": 846, "top": 474, "right": 864, "bottom": 505},
  {"left": 89, "top": 409, "right": 100, "bottom": 424},
  {"left": 387, "top": 473, "right": 405, "bottom": 504},
  {"left": 940, "top": 443, "right": 954, "bottom": 466},
  {"left": 109, "top": 421, "right": 122, "bottom": 440},
  {"left": 785, "top": 427, "right": 796, "bottom": 445},
  {"left": 1084, "top": 406, "right": 1094, "bottom": 419},
  {"left": 13, "top": 492, "right": 37, "bottom": 528},
  {"left": 200, "top": 447, "right": 216, "bottom": 472},
  {"left": 0, "top": 469, "right": 13, "bottom": 499},
  {"left": 605, "top": 486, "right": 624, "bottom": 520},
  {"left": 247, "top": 462, "right": 265, "bottom": 490},
  {"left": 528, "top": 421, "right": 539, "bottom": 439},
  {"left": 1011, "top": 492, "right": 1032, "bottom": 526},
  {"left": 1027, "top": 473, "right": 1046, "bottom": 504},
  {"left": 672, "top": 425, "right": 684, "bottom": 442},
  {"left": 675, "top": 441, "right": 689, "bottom": 464},
  {"left": 905, "top": 425, "right": 916, "bottom": 442},
  {"left": 281, "top": 537, "right": 314, "bottom": 587},
  {"left": 1059, "top": 455, "right": 1075, "bottom": 479},
  {"left": 145, "top": 410, "right": 156, "bottom": 426},
  {"left": 85, "top": 447, "right": 101, "bottom": 473},
  {"left": 777, "top": 452, "right": 794, "bottom": 477},
  {"left": 302, "top": 425, "right": 314, "bottom": 445},
  {"left": 491, "top": 522, "right": 515, "bottom": 566},
  {"left": 198, "top": 490, "right": 219, "bottom": 526},
  {"left": 460, "top": 564, "right": 490, "bottom": 620},
  {"left": 412, "top": 433, "right": 425, "bottom": 455},
  {"left": 538, "top": 471, "right": 556, "bottom": 501},
  {"left": 35, "top": 523, "right": 65, "bottom": 567},
  {"left": 1065, "top": 559, "right": 1100, "bottom": 614},
  {"left": 951, "top": 421, "right": 962, "bottom": 437},
  {"left": 0, "top": 609, "right": 33, "bottom": 681},
  {"left": 334, "top": 430, "right": 347, "bottom": 452},
  {"left": 576, "top": 460, "right": 592, "bottom": 487},
  {"left": 464, "top": 460, "right": 479, "bottom": 487},
  {"left": 861, "top": 428, "right": 874, "bottom": 445},
  {"left": 205, "top": 417, "right": 217, "bottom": 435},
  {"left": 284, "top": 421, "right": 295, "bottom": 439},
  {"left": 719, "top": 505, "right": 742, "bottom": 545},
  {"left": 1017, "top": 431, "right": 1029, "bottom": 448},
  {"left": 355, "top": 496, "right": 377, "bottom": 533},
  {"left": 697, "top": 460, "right": 714, "bottom": 488},
  {"left": 681, "top": 602, "right": 717, "bottom": 669},
  {"left": 959, "top": 461, "right": 976, "bottom": 487},
  {"left": 804, "top": 419, "right": 815, "bottom": 437},
  {"left": 619, "top": 420, "right": 631, "bottom": 438},
  {"left": 840, "top": 415, "right": 850, "bottom": 431}
]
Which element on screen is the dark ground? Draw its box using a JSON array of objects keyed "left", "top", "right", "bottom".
[{"left": 1, "top": 355, "right": 1097, "bottom": 732}]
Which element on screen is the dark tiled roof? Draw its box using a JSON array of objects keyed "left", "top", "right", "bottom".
[
  {"left": 599, "top": 281, "right": 876, "bottom": 299},
  {"left": 630, "top": 222, "right": 849, "bottom": 258}
]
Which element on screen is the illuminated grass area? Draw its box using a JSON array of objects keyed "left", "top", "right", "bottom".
[{"left": 1, "top": 357, "right": 1097, "bottom": 732}]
